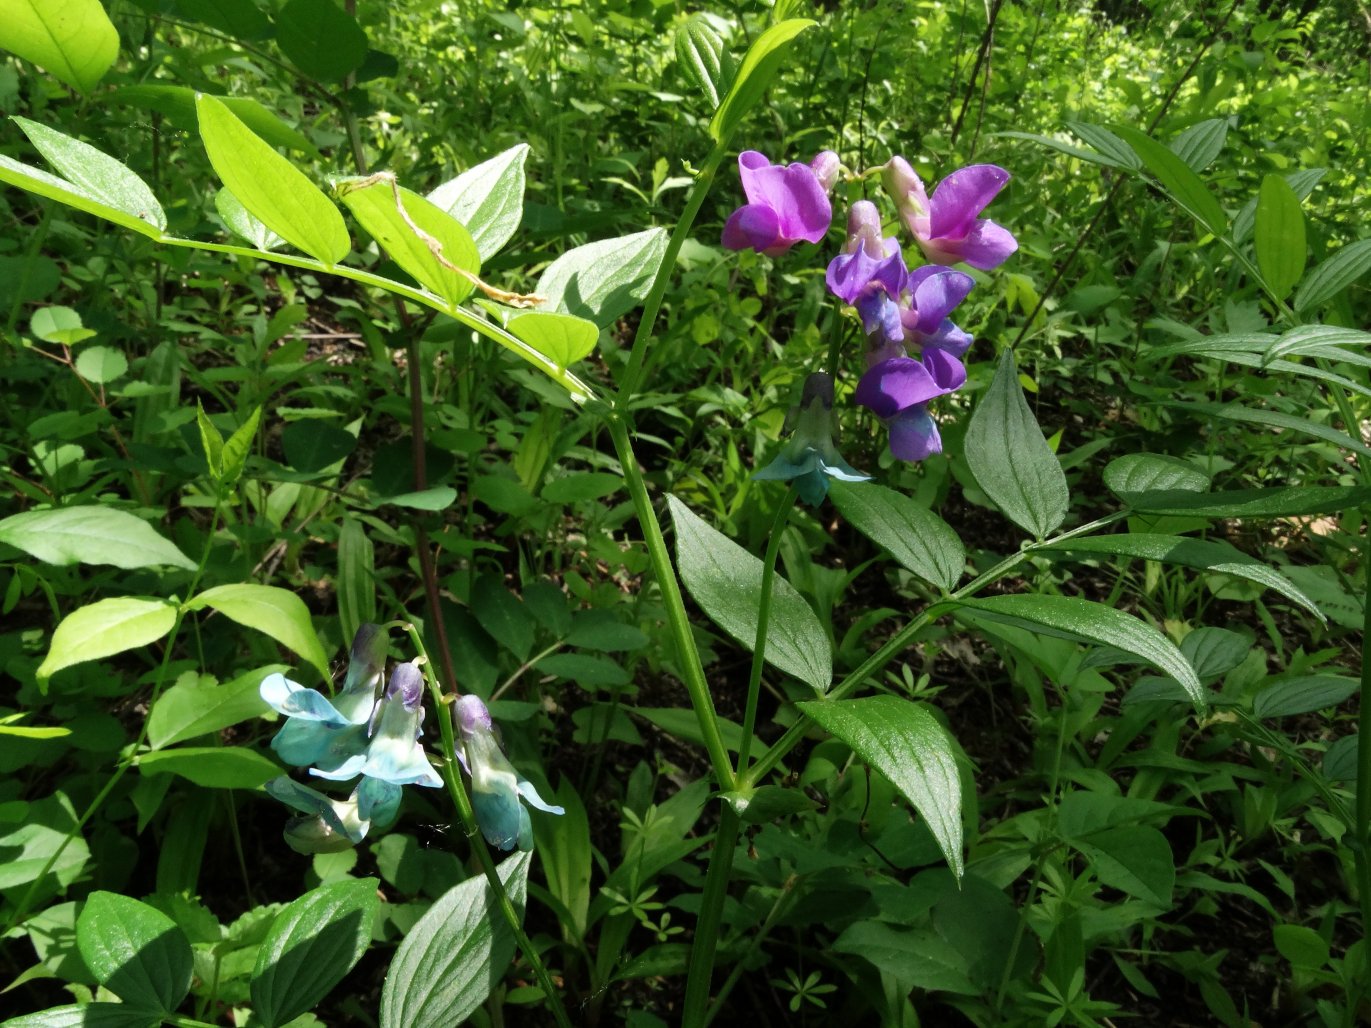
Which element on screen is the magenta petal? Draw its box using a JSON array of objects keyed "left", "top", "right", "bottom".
[
  {"left": 722, "top": 204, "right": 782, "bottom": 252},
  {"left": 905, "top": 266, "right": 975, "bottom": 333},
  {"left": 888, "top": 408, "right": 943, "bottom": 462},
  {"left": 956, "top": 219, "right": 1019, "bottom": 271},
  {"left": 826, "top": 247, "right": 906, "bottom": 305},
  {"left": 773, "top": 163, "right": 832, "bottom": 242},
  {"left": 854, "top": 357, "right": 947, "bottom": 419},
  {"left": 922, "top": 347, "right": 967, "bottom": 392},
  {"left": 929, "top": 164, "right": 1010, "bottom": 239}
]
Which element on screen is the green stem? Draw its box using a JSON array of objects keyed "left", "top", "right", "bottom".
[
  {"left": 402, "top": 624, "right": 574, "bottom": 1028},
  {"left": 616, "top": 145, "right": 728, "bottom": 403},
  {"left": 738, "top": 486, "right": 798, "bottom": 773},
  {"left": 607, "top": 415, "right": 736, "bottom": 790},
  {"left": 702, "top": 873, "right": 798, "bottom": 1026},
  {"left": 743, "top": 511, "right": 1129, "bottom": 787},
  {"left": 681, "top": 805, "right": 742, "bottom": 1028}
]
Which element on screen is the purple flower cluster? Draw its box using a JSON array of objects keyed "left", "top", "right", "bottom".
[{"left": 722, "top": 150, "right": 1016, "bottom": 471}]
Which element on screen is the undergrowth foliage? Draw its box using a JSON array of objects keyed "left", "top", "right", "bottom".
[{"left": 0, "top": 1, "right": 1369, "bottom": 1025}]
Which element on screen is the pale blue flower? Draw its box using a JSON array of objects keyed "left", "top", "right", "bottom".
[{"left": 455, "top": 694, "right": 564, "bottom": 852}]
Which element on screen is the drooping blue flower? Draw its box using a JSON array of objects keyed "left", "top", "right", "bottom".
[
  {"left": 754, "top": 372, "right": 870, "bottom": 505},
  {"left": 454, "top": 694, "right": 564, "bottom": 852},
  {"left": 264, "top": 776, "right": 370, "bottom": 854},
  {"left": 260, "top": 623, "right": 389, "bottom": 773}
]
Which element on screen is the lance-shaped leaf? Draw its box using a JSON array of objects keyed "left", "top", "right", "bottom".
[
  {"left": 1114, "top": 125, "right": 1227, "bottom": 238},
  {"left": 798, "top": 696, "right": 963, "bottom": 878},
  {"left": 1254, "top": 173, "right": 1306, "bottom": 300},
  {"left": 1117, "top": 485, "right": 1371, "bottom": 519},
  {"left": 196, "top": 94, "right": 350, "bottom": 265},
  {"left": 1295, "top": 239, "right": 1371, "bottom": 313},
  {"left": 667, "top": 496, "right": 831, "bottom": 695},
  {"left": 338, "top": 177, "right": 480, "bottom": 305},
  {"left": 427, "top": 144, "right": 528, "bottom": 261},
  {"left": 380, "top": 852, "right": 530, "bottom": 1028},
  {"left": 709, "top": 19, "right": 815, "bottom": 143},
  {"left": 675, "top": 13, "right": 731, "bottom": 109},
  {"left": 830, "top": 481, "right": 964, "bottom": 591},
  {"left": 183, "top": 583, "right": 330, "bottom": 681},
  {"left": 76, "top": 892, "right": 192, "bottom": 1013},
  {"left": 37, "top": 598, "right": 179, "bottom": 685},
  {"left": 0, "top": 0, "right": 119, "bottom": 93},
  {"left": 964, "top": 350, "right": 1069, "bottom": 538},
  {"left": 0, "top": 506, "right": 194, "bottom": 570},
  {"left": 251, "top": 878, "right": 379, "bottom": 1028},
  {"left": 958, "top": 594, "right": 1204, "bottom": 708}
]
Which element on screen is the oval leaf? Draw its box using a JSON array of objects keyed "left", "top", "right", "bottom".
[
  {"left": 196, "top": 94, "right": 350, "bottom": 265},
  {"left": 667, "top": 495, "right": 831, "bottom": 694},
  {"left": 1254, "top": 174, "right": 1306, "bottom": 301},
  {"left": 535, "top": 227, "right": 668, "bottom": 329},
  {"left": 1253, "top": 675, "right": 1358, "bottom": 719},
  {"left": 0, "top": 152, "right": 164, "bottom": 239},
  {"left": 1071, "top": 825, "right": 1174, "bottom": 907},
  {"left": 797, "top": 696, "right": 963, "bottom": 879},
  {"left": 709, "top": 19, "right": 815, "bottom": 143},
  {"left": 147, "top": 665, "right": 283, "bottom": 750},
  {"left": 829, "top": 480, "right": 964, "bottom": 591},
  {"left": 959, "top": 594, "right": 1203, "bottom": 708},
  {"left": 1103, "top": 453, "right": 1210, "bottom": 497},
  {"left": 380, "top": 852, "right": 531, "bottom": 1028},
  {"left": 0, "top": 0, "right": 118, "bottom": 93},
  {"left": 37, "top": 598, "right": 178, "bottom": 684},
  {"left": 275, "top": 0, "right": 368, "bottom": 82},
  {"left": 183, "top": 583, "right": 331, "bottom": 681},
  {"left": 506, "top": 310, "right": 599, "bottom": 368},
  {"left": 427, "top": 144, "right": 529, "bottom": 261},
  {"left": 0, "top": 506, "right": 195, "bottom": 570},
  {"left": 76, "top": 892, "right": 192, "bottom": 1013},
  {"left": 251, "top": 878, "right": 380, "bottom": 1028},
  {"left": 15, "top": 118, "right": 166, "bottom": 232},
  {"left": 964, "top": 349, "right": 1069, "bottom": 538}
]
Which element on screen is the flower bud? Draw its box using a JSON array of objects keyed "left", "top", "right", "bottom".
[{"left": 809, "top": 150, "right": 841, "bottom": 193}]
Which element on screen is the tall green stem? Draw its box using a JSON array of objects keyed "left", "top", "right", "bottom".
[
  {"left": 738, "top": 487, "right": 797, "bottom": 773},
  {"left": 681, "top": 805, "right": 742, "bottom": 1027},
  {"left": 607, "top": 415, "right": 736, "bottom": 790}
]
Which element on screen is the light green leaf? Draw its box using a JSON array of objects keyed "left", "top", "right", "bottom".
[
  {"left": 184, "top": 583, "right": 330, "bottom": 681},
  {"left": 136, "top": 746, "right": 281, "bottom": 789},
  {"left": 147, "top": 665, "right": 283, "bottom": 750},
  {"left": 0, "top": 0, "right": 118, "bottom": 93},
  {"left": 959, "top": 594, "right": 1203, "bottom": 708},
  {"left": 76, "top": 892, "right": 192, "bottom": 1013},
  {"left": 829, "top": 480, "right": 964, "bottom": 591},
  {"left": 1066, "top": 121, "right": 1142, "bottom": 170},
  {"left": 964, "top": 349, "right": 1069, "bottom": 538},
  {"left": 0, "top": 506, "right": 195, "bottom": 570},
  {"left": 380, "top": 852, "right": 530, "bottom": 1028},
  {"left": 14, "top": 117, "right": 166, "bottom": 233},
  {"left": 1254, "top": 174, "right": 1306, "bottom": 300},
  {"left": 1169, "top": 118, "right": 1228, "bottom": 173},
  {"left": 221, "top": 406, "right": 262, "bottom": 488},
  {"left": 216, "top": 187, "right": 283, "bottom": 250},
  {"left": 380, "top": 487, "right": 458, "bottom": 511},
  {"left": 74, "top": 345, "right": 127, "bottom": 384},
  {"left": 336, "top": 516, "right": 375, "bottom": 644},
  {"left": 675, "top": 13, "right": 730, "bottom": 109},
  {"left": 0, "top": 152, "right": 163, "bottom": 239},
  {"left": 0, "top": 1003, "right": 159, "bottom": 1027},
  {"left": 37, "top": 598, "right": 179, "bottom": 684},
  {"left": 30, "top": 305, "right": 95, "bottom": 345},
  {"left": 1295, "top": 239, "right": 1371, "bottom": 313},
  {"left": 195, "top": 94, "right": 350, "bottom": 265},
  {"left": 798, "top": 696, "right": 963, "bottom": 878},
  {"left": 1114, "top": 124, "right": 1227, "bottom": 237},
  {"left": 251, "top": 878, "right": 379, "bottom": 1028},
  {"left": 535, "top": 227, "right": 668, "bottom": 329},
  {"left": 506, "top": 310, "right": 599, "bottom": 368},
  {"left": 337, "top": 177, "right": 479, "bottom": 305},
  {"left": 427, "top": 144, "right": 528, "bottom": 261},
  {"left": 709, "top": 18, "right": 815, "bottom": 143},
  {"left": 667, "top": 495, "right": 831, "bottom": 695},
  {"left": 196, "top": 401, "right": 224, "bottom": 480}
]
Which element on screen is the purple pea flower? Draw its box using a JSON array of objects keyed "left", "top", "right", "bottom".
[
  {"left": 826, "top": 201, "right": 908, "bottom": 343},
  {"left": 853, "top": 356, "right": 957, "bottom": 462},
  {"left": 884, "top": 157, "right": 1017, "bottom": 271},
  {"left": 722, "top": 150, "right": 834, "bottom": 256}
]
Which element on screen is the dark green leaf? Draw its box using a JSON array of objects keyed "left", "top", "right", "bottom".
[
  {"left": 1065, "top": 121, "right": 1141, "bottom": 170},
  {"left": 472, "top": 576, "right": 534, "bottom": 660},
  {"left": 1071, "top": 826, "right": 1175, "bottom": 907},
  {"left": 1103, "top": 453, "right": 1210, "bottom": 496},
  {"left": 1254, "top": 174, "right": 1306, "bottom": 300},
  {"left": 76, "top": 892, "right": 192, "bottom": 1012},
  {"left": 275, "top": 0, "right": 368, "bottom": 82},
  {"left": 830, "top": 480, "right": 964, "bottom": 590},
  {"left": 1169, "top": 118, "right": 1228, "bottom": 172},
  {"left": 1115, "top": 124, "right": 1226, "bottom": 237},
  {"left": 1119, "top": 485, "right": 1371, "bottom": 518},
  {"left": 1253, "top": 676, "right": 1358, "bottom": 718},
  {"left": 282, "top": 419, "right": 357, "bottom": 473}
]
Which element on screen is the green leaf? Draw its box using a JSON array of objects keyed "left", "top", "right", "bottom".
[
  {"left": 1262, "top": 324, "right": 1371, "bottom": 365},
  {"left": 1273, "top": 924, "right": 1330, "bottom": 970},
  {"left": 337, "top": 177, "right": 479, "bottom": 305},
  {"left": 111, "top": 86, "right": 321, "bottom": 158},
  {"left": 631, "top": 706, "right": 743, "bottom": 752},
  {"left": 216, "top": 187, "right": 283, "bottom": 250},
  {"left": 542, "top": 472, "right": 622, "bottom": 504},
  {"left": 379, "top": 852, "right": 530, "bottom": 1028},
  {"left": 427, "top": 144, "right": 528, "bottom": 261},
  {"left": 337, "top": 516, "right": 375, "bottom": 644},
  {"left": 74, "top": 345, "right": 127, "bottom": 384},
  {"left": 1169, "top": 118, "right": 1228, "bottom": 172},
  {"left": 380, "top": 487, "right": 458, "bottom": 511},
  {"left": 1103, "top": 453, "right": 1210, "bottom": 496},
  {"left": 1253, "top": 676, "right": 1358, "bottom": 719},
  {"left": 1295, "top": 239, "right": 1371, "bottom": 313},
  {"left": 251, "top": 878, "right": 379, "bottom": 1028},
  {"left": 1065, "top": 121, "right": 1142, "bottom": 170},
  {"left": 282, "top": 419, "right": 356, "bottom": 473},
  {"left": 221, "top": 405, "right": 262, "bottom": 488},
  {"left": 136, "top": 746, "right": 281, "bottom": 789},
  {"left": 1037, "top": 534, "right": 1322, "bottom": 622},
  {"left": 1071, "top": 826, "right": 1175, "bottom": 907},
  {"left": 184, "top": 583, "right": 330, "bottom": 681},
  {"left": 540, "top": 653, "right": 630, "bottom": 689},
  {"left": 535, "top": 227, "right": 668, "bottom": 329},
  {"left": 76, "top": 892, "right": 192, "bottom": 1013},
  {"left": 1, "top": 1003, "right": 161, "bottom": 1027},
  {"left": 831, "top": 921, "right": 978, "bottom": 995},
  {"left": 506, "top": 310, "right": 599, "bottom": 368},
  {"left": 708, "top": 18, "right": 815, "bottom": 143},
  {"left": 829, "top": 480, "right": 964, "bottom": 591},
  {"left": 0, "top": 792, "right": 90, "bottom": 895},
  {"left": 675, "top": 13, "right": 729, "bottom": 108},
  {"left": 195, "top": 94, "right": 350, "bottom": 265},
  {"left": 964, "top": 349, "right": 1069, "bottom": 538},
  {"left": 30, "top": 305, "right": 95, "bottom": 345},
  {"left": 667, "top": 495, "right": 831, "bottom": 695},
  {"left": 1254, "top": 174, "right": 1306, "bottom": 300},
  {"left": 14, "top": 118, "right": 166, "bottom": 233},
  {"left": 1119, "top": 485, "right": 1371, "bottom": 519},
  {"left": 147, "top": 665, "right": 282, "bottom": 749},
  {"left": 196, "top": 401, "right": 224, "bottom": 480},
  {"left": 1114, "top": 124, "right": 1227, "bottom": 237},
  {"left": 37, "top": 597, "right": 178, "bottom": 684},
  {"left": 1170, "top": 401, "right": 1371, "bottom": 459},
  {"left": 275, "top": 0, "right": 368, "bottom": 82},
  {"left": 0, "top": 0, "right": 119, "bottom": 92},
  {"left": 0, "top": 151, "right": 163, "bottom": 240},
  {"left": 959, "top": 594, "right": 1203, "bottom": 708},
  {"left": 471, "top": 576, "right": 534, "bottom": 661},
  {"left": 0, "top": 506, "right": 195, "bottom": 570},
  {"left": 798, "top": 696, "right": 963, "bottom": 878}
]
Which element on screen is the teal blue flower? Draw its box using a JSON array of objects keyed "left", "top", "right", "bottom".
[
  {"left": 312, "top": 662, "right": 443, "bottom": 792},
  {"left": 754, "top": 372, "right": 869, "bottom": 505},
  {"left": 264, "top": 776, "right": 370, "bottom": 855},
  {"left": 455, "top": 694, "right": 564, "bottom": 852}
]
